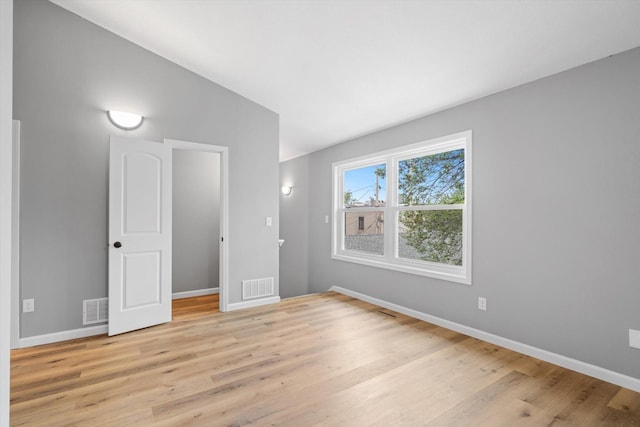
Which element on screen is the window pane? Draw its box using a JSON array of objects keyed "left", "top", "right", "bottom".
[
  {"left": 398, "top": 149, "right": 464, "bottom": 206},
  {"left": 344, "top": 211, "right": 384, "bottom": 255},
  {"left": 398, "top": 209, "right": 462, "bottom": 265},
  {"left": 344, "top": 164, "right": 386, "bottom": 207}
]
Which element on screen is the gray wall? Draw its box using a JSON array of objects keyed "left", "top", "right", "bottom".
[
  {"left": 173, "top": 150, "right": 220, "bottom": 294},
  {"left": 14, "top": 0, "right": 279, "bottom": 338},
  {"left": 279, "top": 155, "right": 310, "bottom": 298},
  {"left": 281, "top": 47, "right": 640, "bottom": 380}
]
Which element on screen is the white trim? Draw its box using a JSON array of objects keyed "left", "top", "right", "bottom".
[
  {"left": 0, "top": 1, "right": 13, "bottom": 424},
  {"left": 332, "top": 131, "right": 471, "bottom": 168},
  {"left": 226, "top": 296, "right": 281, "bottom": 312},
  {"left": 331, "top": 252, "right": 470, "bottom": 284},
  {"left": 164, "top": 138, "right": 230, "bottom": 312},
  {"left": 330, "top": 286, "right": 640, "bottom": 393},
  {"left": 17, "top": 288, "right": 220, "bottom": 347},
  {"left": 332, "top": 131, "right": 472, "bottom": 285},
  {"left": 11, "top": 121, "right": 20, "bottom": 349},
  {"left": 18, "top": 325, "right": 108, "bottom": 349},
  {"left": 16, "top": 294, "right": 274, "bottom": 346},
  {"left": 164, "top": 139, "right": 226, "bottom": 152},
  {"left": 172, "top": 287, "right": 219, "bottom": 300}
]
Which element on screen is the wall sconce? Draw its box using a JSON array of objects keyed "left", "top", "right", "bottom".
[
  {"left": 281, "top": 186, "right": 293, "bottom": 196},
  {"left": 107, "top": 110, "right": 144, "bottom": 130}
]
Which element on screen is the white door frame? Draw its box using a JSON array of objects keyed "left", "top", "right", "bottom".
[
  {"left": 1, "top": 1, "right": 13, "bottom": 423},
  {"left": 11, "top": 121, "right": 20, "bottom": 349},
  {"left": 164, "top": 139, "right": 229, "bottom": 312}
]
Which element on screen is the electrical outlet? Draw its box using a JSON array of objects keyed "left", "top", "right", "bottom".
[
  {"left": 630, "top": 329, "right": 640, "bottom": 349},
  {"left": 478, "top": 297, "right": 487, "bottom": 311},
  {"left": 23, "top": 298, "right": 35, "bottom": 313}
]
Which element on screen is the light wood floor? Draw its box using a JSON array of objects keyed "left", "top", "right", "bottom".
[{"left": 10, "top": 292, "right": 640, "bottom": 426}]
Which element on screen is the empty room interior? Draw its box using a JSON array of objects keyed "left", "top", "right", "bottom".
[{"left": 2, "top": 0, "right": 640, "bottom": 425}]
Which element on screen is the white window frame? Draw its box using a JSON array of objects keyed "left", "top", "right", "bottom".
[{"left": 332, "top": 130, "right": 472, "bottom": 285}]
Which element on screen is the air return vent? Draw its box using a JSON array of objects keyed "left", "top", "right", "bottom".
[
  {"left": 83, "top": 298, "right": 108, "bottom": 325},
  {"left": 242, "top": 277, "right": 274, "bottom": 300}
]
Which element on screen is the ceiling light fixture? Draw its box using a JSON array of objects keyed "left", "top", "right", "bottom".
[
  {"left": 107, "top": 110, "right": 144, "bottom": 130},
  {"left": 281, "top": 186, "right": 293, "bottom": 196}
]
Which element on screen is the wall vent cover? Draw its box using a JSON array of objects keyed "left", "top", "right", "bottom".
[
  {"left": 83, "top": 298, "right": 108, "bottom": 325},
  {"left": 242, "top": 277, "right": 274, "bottom": 300}
]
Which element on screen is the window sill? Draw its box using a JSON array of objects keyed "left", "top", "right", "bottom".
[{"left": 331, "top": 252, "right": 471, "bottom": 285}]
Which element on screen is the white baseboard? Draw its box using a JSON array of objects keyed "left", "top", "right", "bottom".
[
  {"left": 172, "top": 287, "right": 219, "bottom": 300},
  {"left": 227, "top": 296, "right": 280, "bottom": 311},
  {"left": 18, "top": 289, "right": 220, "bottom": 348},
  {"left": 18, "top": 324, "right": 108, "bottom": 349},
  {"left": 330, "top": 286, "right": 640, "bottom": 394}
]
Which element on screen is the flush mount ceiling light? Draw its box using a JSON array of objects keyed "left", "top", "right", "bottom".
[
  {"left": 281, "top": 186, "right": 293, "bottom": 196},
  {"left": 107, "top": 110, "right": 144, "bottom": 130}
]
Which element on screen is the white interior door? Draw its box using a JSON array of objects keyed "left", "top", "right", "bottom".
[{"left": 109, "top": 136, "right": 172, "bottom": 336}]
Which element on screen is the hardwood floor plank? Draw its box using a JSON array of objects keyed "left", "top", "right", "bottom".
[
  {"left": 211, "top": 334, "right": 474, "bottom": 426},
  {"left": 10, "top": 292, "right": 640, "bottom": 426},
  {"left": 426, "top": 370, "right": 556, "bottom": 426},
  {"left": 297, "top": 339, "right": 522, "bottom": 426},
  {"left": 609, "top": 387, "right": 640, "bottom": 413}
]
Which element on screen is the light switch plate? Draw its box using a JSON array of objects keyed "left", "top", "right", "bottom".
[
  {"left": 266, "top": 217, "right": 272, "bottom": 227},
  {"left": 23, "top": 298, "right": 34, "bottom": 313},
  {"left": 630, "top": 329, "right": 640, "bottom": 349}
]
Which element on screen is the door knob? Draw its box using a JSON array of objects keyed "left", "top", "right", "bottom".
[{"left": 113, "top": 241, "right": 122, "bottom": 248}]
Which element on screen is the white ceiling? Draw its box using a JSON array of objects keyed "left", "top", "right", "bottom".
[{"left": 50, "top": 0, "right": 640, "bottom": 161}]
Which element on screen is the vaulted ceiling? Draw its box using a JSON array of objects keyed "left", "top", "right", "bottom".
[{"left": 51, "top": 0, "right": 640, "bottom": 161}]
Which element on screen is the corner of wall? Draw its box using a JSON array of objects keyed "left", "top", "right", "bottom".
[{"left": 0, "top": 0, "right": 14, "bottom": 423}]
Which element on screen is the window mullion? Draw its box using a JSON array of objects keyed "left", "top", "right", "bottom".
[
  {"left": 385, "top": 156, "right": 397, "bottom": 260},
  {"left": 397, "top": 204, "right": 465, "bottom": 212}
]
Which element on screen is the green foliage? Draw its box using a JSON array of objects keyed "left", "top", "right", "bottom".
[
  {"left": 344, "top": 190, "right": 356, "bottom": 206},
  {"left": 398, "top": 149, "right": 464, "bottom": 265},
  {"left": 398, "top": 149, "right": 464, "bottom": 205},
  {"left": 400, "top": 210, "right": 463, "bottom": 265}
]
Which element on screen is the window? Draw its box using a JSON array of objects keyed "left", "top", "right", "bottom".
[{"left": 332, "top": 131, "right": 471, "bottom": 284}]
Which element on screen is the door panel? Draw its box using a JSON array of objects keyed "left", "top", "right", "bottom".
[
  {"left": 123, "top": 153, "right": 161, "bottom": 234},
  {"left": 123, "top": 251, "right": 160, "bottom": 308},
  {"left": 109, "top": 136, "right": 172, "bottom": 336}
]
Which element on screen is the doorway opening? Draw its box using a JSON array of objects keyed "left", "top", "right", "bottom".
[
  {"left": 172, "top": 149, "right": 219, "bottom": 299},
  {"left": 164, "top": 139, "right": 229, "bottom": 312}
]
